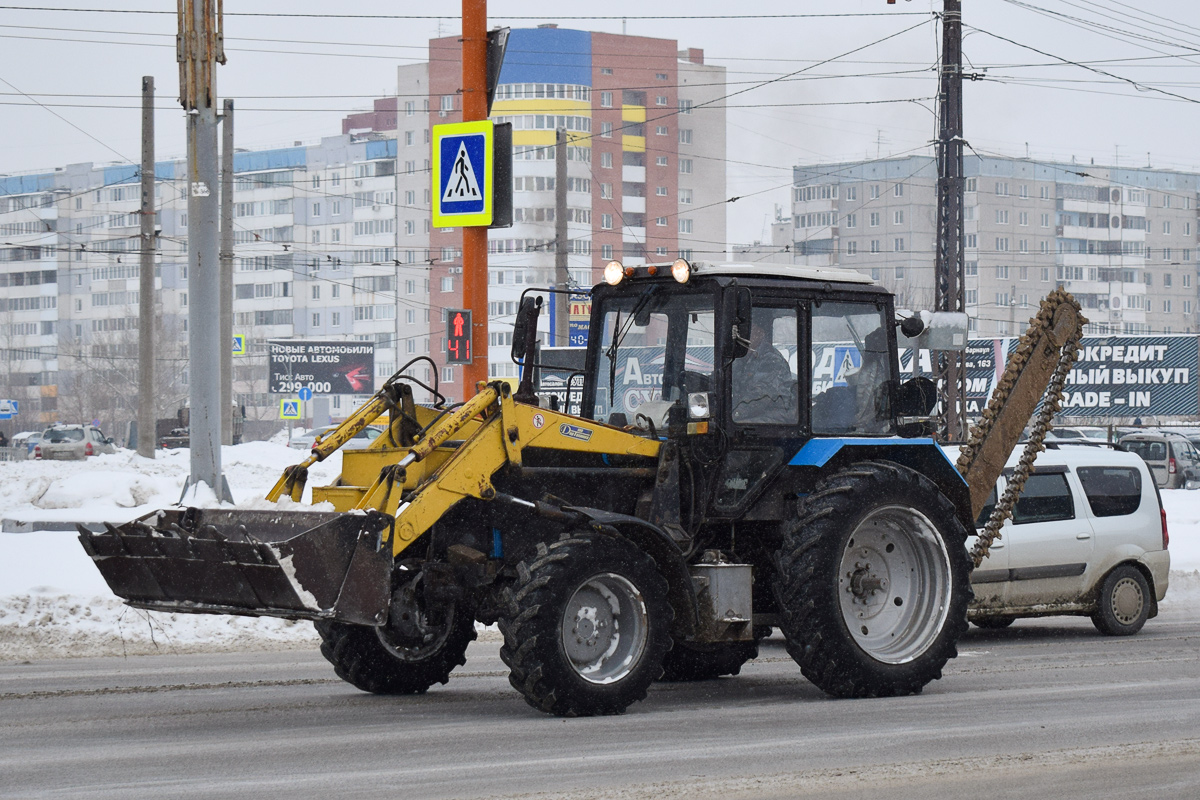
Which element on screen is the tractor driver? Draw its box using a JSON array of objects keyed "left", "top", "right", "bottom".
[{"left": 732, "top": 308, "right": 798, "bottom": 424}]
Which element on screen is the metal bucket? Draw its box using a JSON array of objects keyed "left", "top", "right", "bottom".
[{"left": 77, "top": 507, "right": 394, "bottom": 626}]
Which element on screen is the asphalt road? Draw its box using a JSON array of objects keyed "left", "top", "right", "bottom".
[{"left": 2, "top": 609, "right": 1198, "bottom": 800}]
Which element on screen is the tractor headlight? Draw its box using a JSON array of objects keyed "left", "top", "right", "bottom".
[
  {"left": 604, "top": 260, "right": 624, "bottom": 286},
  {"left": 671, "top": 258, "right": 691, "bottom": 284},
  {"left": 687, "top": 392, "right": 710, "bottom": 419}
]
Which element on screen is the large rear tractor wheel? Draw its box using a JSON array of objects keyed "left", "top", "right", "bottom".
[
  {"left": 659, "top": 639, "right": 760, "bottom": 682},
  {"left": 315, "top": 570, "right": 476, "bottom": 695},
  {"left": 499, "top": 532, "right": 673, "bottom": 716},
  {"left": 773, "top": 460, "right": 971, "bottom": 698}
]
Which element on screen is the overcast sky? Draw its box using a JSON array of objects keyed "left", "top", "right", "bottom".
[{"left": 2, "top": 0, "right": 1199, "bottom": 246}]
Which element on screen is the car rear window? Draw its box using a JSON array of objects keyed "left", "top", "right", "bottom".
[
  {"left": 44, "top": 429, "right": 84, "bottom": 443},
  {"left": 1011, "top": 473, "right": 1075, "bottom": 524},
  {"left": 1124, "top": 441, "right": 1165, "bottom": 461},
  {"left": 1076, "top": 467, "right": 1142, "bottom": 517}
]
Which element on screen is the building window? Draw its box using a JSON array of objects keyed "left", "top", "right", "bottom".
[
  {"left": 966, "top": 178, "right": 977, "bottom": 192},
  {"left": 600, "top": 152, "right": 613, "bottom": 168},
  {"left": 1164, "top": 221, "right": 1172, "bottom": 234},
  {"left": 600, "top": 183, "right": 612, "bottom": 199},
  {"left": 655, "top": 216, "right": 667, "bottom": 227},
  {"left": 601, "top": 214, "right": 614, "bottom": 230},
  {"left": 679, "top": 188, "right": 693, "bottom": 204},
  {"left": 679, "top": 219, "right": 693, "bottom": 234},
  {"left": 600, "top": 91, "right": 613, "bottom": 107},
  {"left": 656, "top": 186, "right": 668, "bottom": 197},
  {"left": 678, "top": 159, "right": 692, "bottom": 173},
  {"left": 331, "top": 312, "right": 341, "bottom": 327},
  {"left": 442, "top": 367, "right": 455, "bottom": 383},
  {"left": 894, "top": 210, "right": 904, "bottom": 225},
  {"left": 996, "top": 237, "right": 1009, "bottom": 252},
  {"left": 679, "top": 99, "right": 693, "bottom": 114},
  {"left": 846, "top": 186, "right": 858, "bottom": 201},
  {"left": 312, "top": 175, "right": 320, "bottom": 189},
  {"left": 441, "top": 277, "right": 454, "bottom": 292},
  {"left": 600, "top": 121, "right": 613, "bottom": 138},
  {"left": 311, "top": 229, "right": 320, "bottom": 244},
  {"left": 1165, "top": 273, "right": 1173, "bottom": 288},
  {"left": 1018, "top": 211, "right": 1028, "bottom": 226},
  {"left": 600, "top": 67, "right": 613, "bottom": 75},
  {"left": 894, "top": 238, "right": 905, "bottom": 252},
  {"left": 1019, "top": 184, "right": 1029, "bottom": 199},
  {"left": 655, "top": 95, "right": 668, "bottom": 106},
  {"left": 870, "top": 185, "right": 880, "bottom": 200},
  {"left": 311, "top": 285, "right": 320, "bottom": 300},
  {"left": 869, "top": 212, "right": 880, "bottom": 227},
  {"left": 656, "top": 156, "right": 669, "bottom": 167},
  {"left": 678, "top": 129, "right": 692, "bottom": 145},
  {"left": 996, "top": 209, "right": 1009, "bottom": 224},
  {"left": 996, "top": 264, "right": 1010, "bottom": 279},
  {"left": 845, "top": 213, "right": 857, "bottom": 228},
  {"left": 894, "top": 183, "right": 904, "bottom": 197},
  {"left": 312, "top": 202, "right": 321, "bottom": 216},
  {"left": 656, "top": 125, "right": 668, "bottom": 136},
  {"left": 601, "top": 244, "right": 614, "bottom": 260},
  {"left": 1041, "top": 213, "right": 1050, "bottom": 227},
  {"left": 846, "top": 240, "right": 857, "bottom": 255},
  {"left": 312, "top": 313, "right": 320, "bottom": 327},
  {"left": 870, "top": 240, "right": 880, "bottom": 253}
]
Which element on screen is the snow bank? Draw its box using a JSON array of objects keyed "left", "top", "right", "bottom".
[{"left": 1, "top": 444, "right": 1199, "bottom": 662}]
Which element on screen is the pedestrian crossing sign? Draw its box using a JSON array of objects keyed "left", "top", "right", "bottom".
[
  {"left": 280, "top": 399, "right": 301, "bottom": 420},
  {"left": 432, "top": 120, "right": 493, "bottom": 227}
]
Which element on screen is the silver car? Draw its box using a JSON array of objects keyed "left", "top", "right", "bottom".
[
  {"left": 35, "top": 424, "right": 118, "bottom": 461},
  {"left": 288, "top": 424, "right": 383, "bottom": 452}
]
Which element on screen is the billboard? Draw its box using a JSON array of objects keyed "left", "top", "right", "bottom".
[
  {"left": 903, "top": 335, "right": 1199, "bottom": 421},
  {"left": 268, "top": 340, "right": 375, "bottom": 395}
]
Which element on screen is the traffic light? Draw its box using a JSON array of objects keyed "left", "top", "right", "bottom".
[{"left": 446, "top": 308, "right": 472, "bottom": 364}]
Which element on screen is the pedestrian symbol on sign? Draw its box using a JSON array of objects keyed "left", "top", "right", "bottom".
[
  {"left": 280, "top": 399, "right": 301, "bottom": 420},
  {"left": 443, "top": 141, "right": 481, "bottom": 202}
]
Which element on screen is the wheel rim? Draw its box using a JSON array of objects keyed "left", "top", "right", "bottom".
[
  {"left": 376, "top": 580, "right": 456, "bottom": 662},
  {"left": 561, "top": 573, "right": 649, "bottom": 685},
  {"left": 1110, "top": 576, "right": 1145, "bottom": 625},
  {"left": 837, "top": 505, "right": 952, "bottom": 664}
]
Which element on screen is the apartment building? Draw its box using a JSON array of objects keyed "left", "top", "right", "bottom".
[
  {"left": 779, "top": 155, "right": 1200, "bottom": 337},
  {"left": 0, "top": 26, "right": 726, "bottom": 430}
]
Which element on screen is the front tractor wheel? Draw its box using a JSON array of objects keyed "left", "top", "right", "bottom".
[
  {"left": 499, "top": 532, "right": 673, "bottom": 716},
  {"left": 773, "top": 460, "right": 971, "bottom": 698},
  {"left": 315, "top": 570, "right": 476, "bottom": 695}
]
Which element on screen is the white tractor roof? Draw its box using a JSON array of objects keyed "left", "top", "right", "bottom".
[{"left": 689, "top": 262, "right": 875, "bottom": 285}]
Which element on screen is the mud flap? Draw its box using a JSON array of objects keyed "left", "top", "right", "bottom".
[{"left": 77, "top": 507, "right": 394, "bottom": 625}]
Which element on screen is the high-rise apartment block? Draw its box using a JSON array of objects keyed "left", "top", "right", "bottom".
[
  {"left": 0, "top": 26, "right": 725, "bottom": 432},
  {"left": 778, "top": 155, "right": 1200, "bottom": 338}
]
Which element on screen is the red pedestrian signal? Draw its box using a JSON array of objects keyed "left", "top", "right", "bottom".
[{"left": 446, "top": 308, "right": 472, "bottom": 364}]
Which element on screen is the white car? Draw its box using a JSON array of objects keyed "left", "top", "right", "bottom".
[
  {"left": 288, "top": 424, "right": 383, "bottom": 452},
  {"left": 969, "top": 445, "right": 1169, "bottom": 635}
]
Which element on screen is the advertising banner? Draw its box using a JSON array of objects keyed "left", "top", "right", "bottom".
[{"left": 268, "top": 340, "right": 375, "bottom": 395}]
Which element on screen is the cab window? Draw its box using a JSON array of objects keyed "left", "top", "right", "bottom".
[
  {"left": 731, "top": 306, "right": 798, "bottom": 425},
  {"left": 809, "top": 301, "right": 893, "bottom": 434}
]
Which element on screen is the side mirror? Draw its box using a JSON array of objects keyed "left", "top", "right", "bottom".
[
  {"left": 510, "top": 295, "right": 542, "bottom": 361},
  {"left": 723, "top": 286, "right": 753, "bottom": 359}
]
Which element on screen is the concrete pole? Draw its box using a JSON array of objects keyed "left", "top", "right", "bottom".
[
  {"left": 179, "top": 0, "right": 230, "bottom": 501},
  {"left": 137, "top": 76, "right": 156, "bottom": 459},
  {"left": 460, "top": 0, "right": 489, "bottom": 390},
  {"left": 220, "top": 98, "right": 234, "bottom": 445},
  {"left": 554, "top": 127, "right": 569, "bottom": 347}
]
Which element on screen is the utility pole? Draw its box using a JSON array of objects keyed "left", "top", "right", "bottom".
[
  {"left": 220, "top": 98, "right": 233, "bottom": 446},
  {"left": 178, "top": 0, "right": 232, "bottom": 501},
  {"left": 137, "top": 75, "right": 156, "bottom": 459},
  {"left": 554, "top": 127, "right": 569, "bottom": 346},
  {"left": 934, "top": 0, "right": 967, "bottom": 441},
  {"left": 460, "top": 0, "right": 489, "bottom": 390}
]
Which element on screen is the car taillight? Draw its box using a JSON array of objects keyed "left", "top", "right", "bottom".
[
  {"left": 1169, "top": 457, "right": 1177, "bottom": 474},
  {"left": 33, "top": 445, "right": 41, "bottom": 458},
  {"left": 1162, "top": 506, "right": 1170, "bottom": 549},
  {"left": 85, "top": 441, "right": 93, "bottom": 456}
]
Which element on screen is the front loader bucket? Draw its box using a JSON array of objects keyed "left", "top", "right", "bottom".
[{"left": 77, "top": 507, "right": 394, "bottom": 626}]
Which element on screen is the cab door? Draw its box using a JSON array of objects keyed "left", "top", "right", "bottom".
[{"left": 1001, "top": 468, "right": 1095, "bottom": 608}]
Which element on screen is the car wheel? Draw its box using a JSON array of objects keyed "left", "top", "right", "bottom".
[
  {"left": 1091, "top": 565, "right": 1151, "bottom": 636},
  {"left": 972, "top": 616, "right": 1015, "bottom": 629}
]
